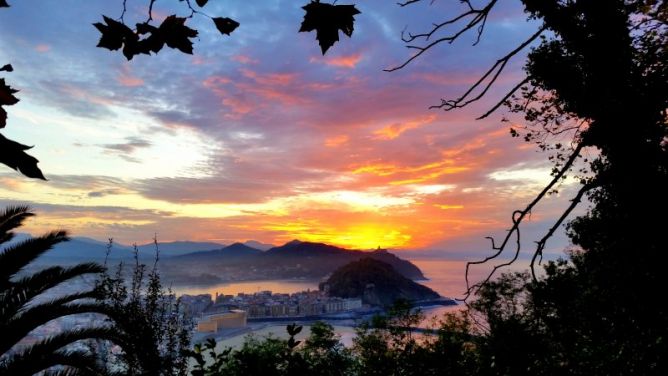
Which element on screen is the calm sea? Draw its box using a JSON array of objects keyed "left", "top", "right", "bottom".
[
  {"left": 173, "top": 258, "right": 514, "bottom": 296},
  {"left": 173, "top": 259, "right": 472, "bottom": 297},
  {"left": 172, "top": 259, "right": 497, "bottom": 321}
]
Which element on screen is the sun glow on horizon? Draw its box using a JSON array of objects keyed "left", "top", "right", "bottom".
[{"left": 0, "top": 1, "right": 566, "bottom": 254}]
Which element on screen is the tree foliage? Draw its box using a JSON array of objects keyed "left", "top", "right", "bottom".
[
  {"left": 188, "top": 304, "right": 482, "bottom": 376},
  {"left": 95, "top": 241, "right": 192, "bottom": 375},
  {"left": 393, "top": 0, "right": 667, "bottom": 292}
]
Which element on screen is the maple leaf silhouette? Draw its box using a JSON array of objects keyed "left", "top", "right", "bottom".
[
  {"left": 213, "top": 17, "right": 240, "bottom": 36},
  {"left": 94, "top": 15, "right": 199, "bottom": 59},
  {"left": 195, "top": 0, "right": 208, "bottom": 7},
  {"left": 299, "top": 1, "right": 360, "bottom": 55},
  {"left": 0, "top": 1, "right": 9, "bottom": 8},
  {"left": 94, "top": 16, "right": 144, "bottom": 60},
  {"left": 158, "top": 15, "right": 199, "bottom": 54}
]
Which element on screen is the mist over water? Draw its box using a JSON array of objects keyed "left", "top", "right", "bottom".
[
  {"left": 172, "top": 259, "right": 469, "bottom": 297},
  {"left": 172, "top": 258, "right": 529, "bottom": 324}
]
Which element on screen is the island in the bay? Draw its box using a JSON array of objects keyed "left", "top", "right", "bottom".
[
  {"left": 25, "top": 235, "right": 457, "bottom": 341},
  {"left": 189, "top": 257, "right": 455, "bottom": 336}
]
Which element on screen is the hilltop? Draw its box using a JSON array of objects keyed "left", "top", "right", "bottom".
[
  {"left": 20, "top": 234, "right": 427, "bottom": 285},
  {"left": 322, "top": 258, "right": 440, "bottom": 307},
  {"left": 162, "top": 240, "right": 426, "bottom": 283}
]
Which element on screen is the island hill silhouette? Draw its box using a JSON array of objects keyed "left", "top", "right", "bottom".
[{"left": 322, "top": 258, "right": 441, "bottom": 307}]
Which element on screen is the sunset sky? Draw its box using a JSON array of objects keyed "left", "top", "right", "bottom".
[{"left": 0, "top": 1, "right": 580, "bottom": 257}]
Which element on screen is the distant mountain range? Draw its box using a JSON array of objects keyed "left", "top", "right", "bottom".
[
  {"left": 21, "top": 234, "right": 426, "bottom": 285},
  {"left": 20, "top": 234, "right": 265, "bottom": 262},
  {"left": 163, "top": 239, "right": 425, "bottom": 283}
]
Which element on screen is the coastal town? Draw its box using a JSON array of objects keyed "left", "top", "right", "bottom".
[{"left": 180, "top": 289, "right": 365, "bottom": 334}]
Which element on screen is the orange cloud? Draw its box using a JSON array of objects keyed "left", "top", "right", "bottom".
[
  {"left": 434, "top": 204, "right": 465, "bottom": 210},
  {"left": 373, "top": 115, "right": 437, "bottom": 140},
  {"left": 352, "top": 160, "right": 470, "bottom": 185},
  {"left": 325, "top": 135, "right": 350, "bottom": 147}
]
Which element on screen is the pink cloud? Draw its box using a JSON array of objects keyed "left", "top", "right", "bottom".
[
  {"left": 117, "top": 65, "right": 144, "bottom": 87},
  {"left": 35, "top": 44, "right": 50, "bottom": 53},
  {"left": 233, "top": 55, "right": 259, "bottom": 64},
  {"left": 311, "top": 53, "right": 363, "bottom": 68}
]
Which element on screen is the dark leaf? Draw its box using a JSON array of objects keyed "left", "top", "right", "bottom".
[
  {"left": 94, "top": 15, "right": 136, "bottom": 54},
  {"left": 0, "top": 64, "right": 12, "bottom": 72},
  {"left": 212, "top": 17, "right": 239, "bottom": 36},
  {"left": 136, "top": 22, "right": 157, "bottom": 35},
  {"left": 0, "top": 79, "right": 19, "bottom": 106},
  {"left": 0, "top": 1, "right": 9, "bottom": 8},
  {"left": 286, "top": 323, "right": 303, "bottom": 336},
  {"left": 0, "top": 134, "right": 46, "bottom": 180},
  {"left": 287, "top": 337, "right": 301, "bottom": 349},
  {"left": 0, "top": 78, "right": 19, "bottom": 128},
  {"left": 0, "top": 107, "right": 6, "bottom": 128},
  {"left": 140, "top": 32, "right": 166, "bottom": 54},
  {"left": 135, "top": 22, "right": 165, "bottom": 54},
  {"left": 122, "top": 36, "right": 145, "bottom": 60},
  {"left": 299, "top": 1, "right": 360, "bottom": 55},
  {"left": 195, "top": 0, "right": 208, "bottom": 7},
  {"left": 158, "top": 15, "right": 198, "bottom": 54}
]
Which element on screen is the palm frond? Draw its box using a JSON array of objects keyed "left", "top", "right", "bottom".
[
  {"left": 38, "top": 350, "right": 110, "bottom": 376},
  {"left": 0, "top": 263, "right": 105, "bottom": 321},
  {"left": 0, "top": 205, "right": 33, "bottom": 245},
  {"left": 0, "top": 230, "right": 69, "bottom": 284},
  {"left": 1, "top": 328, "right": 119, "bottom": 375},
  {"left": 1, "top": 299, "right": 111, "bottom": 355}
]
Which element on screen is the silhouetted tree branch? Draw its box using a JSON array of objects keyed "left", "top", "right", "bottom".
[
  {"left": 462, "top": 142, "right": 584, "bottom": 300},
  {"left": 386, "top": 1, "right": 500, "bottom": 73},
  {"left": 530, "top": 181, "right": 593, "bottom": 280}
]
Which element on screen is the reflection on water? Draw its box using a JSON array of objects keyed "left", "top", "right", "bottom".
[
  {"left": 173, "top": 259, "right": 474, "bottom": 297},
  {"left": 173, "top": 258, "right": 523, "bottom": 324},
  {"left": 173, "top": 279, "right": 318, "bottom": 297},
  {"left": 411, "top": 259, "right": 469, "bottom": 298}
]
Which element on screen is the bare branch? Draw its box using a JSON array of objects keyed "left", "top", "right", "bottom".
[
  {"left": 386, "top": 1, "right": 499, "bottom": 72},
  {"left": 476, "top": 77, "right": 530, "bottom": 120},
  {"left": 147, "top": 0, "right": 156, "bottom": 22},
  {"left": 119, "top": 0, "right": 128, "bottom": 22},
  {"left": 430, "top": 27, "right": 546, "bottom": 112},
  {"left": 530, "top": 182, "right": 593, "bottom": 280},
  {"left": 460, "top": 142, "right": 584, "bottom": 301},
  {"left": 397, "top": 0, "right": 423, "bottom": 6}
]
